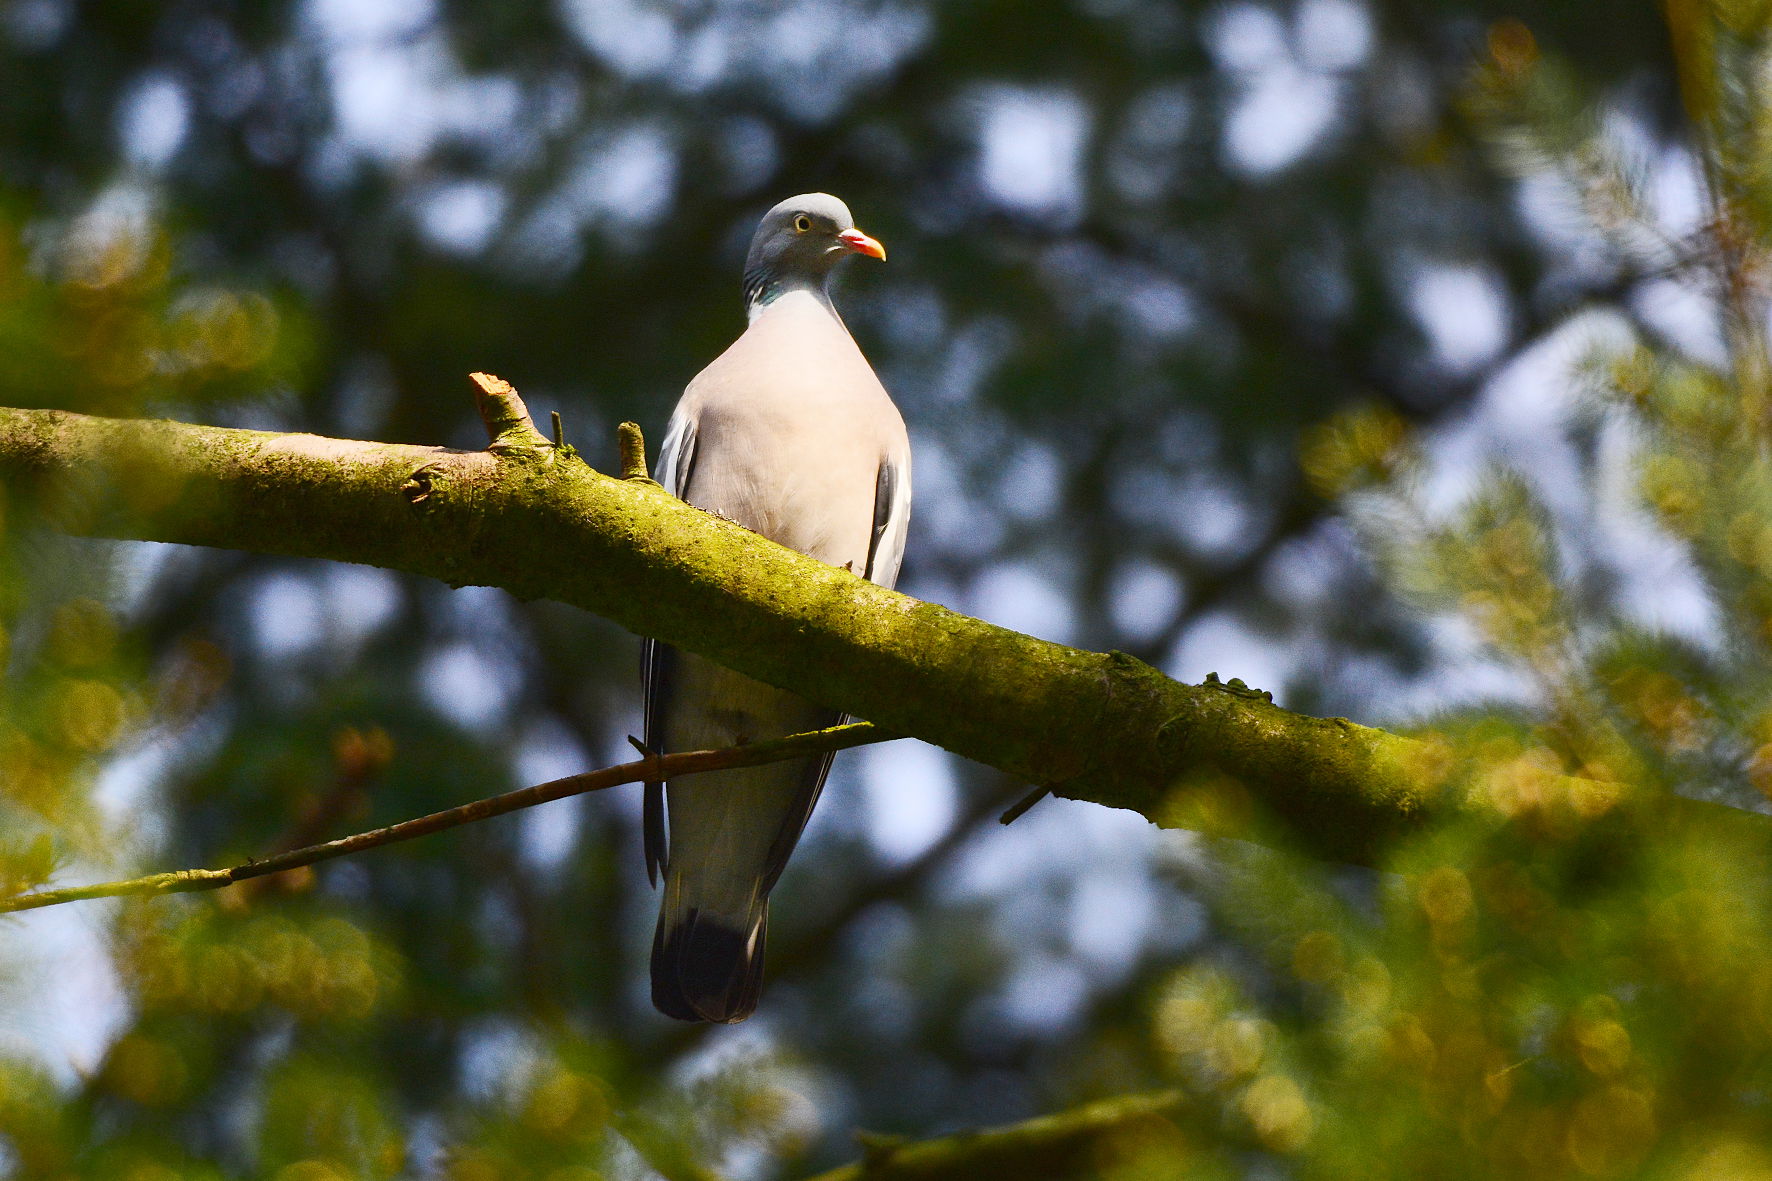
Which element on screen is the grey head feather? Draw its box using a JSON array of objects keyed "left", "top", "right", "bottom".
[{"left": 742, "top": 192, "right": 880, "bottom": 313}]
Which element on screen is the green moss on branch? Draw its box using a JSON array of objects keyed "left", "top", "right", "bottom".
[
  {"left": 803, "top": 1090, "right": 1190, "bottom": 1181},
  {"left": 2, "top": 390, "right": 1763, "bottom": 866}
]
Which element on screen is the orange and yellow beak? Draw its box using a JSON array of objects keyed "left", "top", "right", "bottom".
[{"left": 837, "top": 227, "right": 886, "bottom": 261}]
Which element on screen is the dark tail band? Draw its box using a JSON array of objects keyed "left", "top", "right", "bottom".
[{"left": 651, "top": 907, "right": 767, "bottom": 1024}]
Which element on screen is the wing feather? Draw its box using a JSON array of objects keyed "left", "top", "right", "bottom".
[
  {"left": 641, "top": 405, "right": 702, "bottom": 885},
  {"left": 863, "top": 454, "right": 911, "bottom": 588}
]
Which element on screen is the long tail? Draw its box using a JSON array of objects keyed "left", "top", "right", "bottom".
[{"left": 650, "top": 896, "right": 768, "bottom": 1024}]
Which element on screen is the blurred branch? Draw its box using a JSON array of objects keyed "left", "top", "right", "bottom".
[
  {"left": 2, "top": 379, "right": 1766, "bottom": 866},
  {"left": 0, "top": 722, "right": 889, "bottom": 914},
  {"left": 803, "top": 1089, "right": 1188, "bottom": 1181}
]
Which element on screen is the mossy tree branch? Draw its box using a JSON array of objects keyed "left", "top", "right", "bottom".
[
  {"left": 803, "top": 1090, "right": 1190, "bottom": 1181},
  {"left": 0, "top": 377, "right": 1763, "bottom": 866}
]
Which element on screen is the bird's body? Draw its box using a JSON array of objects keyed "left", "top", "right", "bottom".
[
  {"left": 670, "top": 290, "right": 906, "bottom": 564},
  {"left": 644, "top": 195, "right": 909, "bottom": 1023}
]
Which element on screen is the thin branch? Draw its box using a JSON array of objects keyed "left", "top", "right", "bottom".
[
  {"left": 803, "top": 1089, "right": 1189, "bottom": 1181},
  {"left": 0, "top": 722, "right": 893, "bottom": 914}
]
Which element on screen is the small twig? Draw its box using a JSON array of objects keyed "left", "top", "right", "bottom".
[
  {"left": 470, "top": 371, "right": 549, "bottom": 452},
  {"left": 626, "top": 733, "right": 664, "bottom": 783},
  {"left": 1, "top": 722, "right": 895, "bottom": 915},
  {"left": 618, "top": 421, "right": 660, "bottom": 485},
  {"left": 998, "top": 786, "right": 1051, "bottom": 825},
  {"left": 551, "top": 409, "right": 565, "bottom": 449}
]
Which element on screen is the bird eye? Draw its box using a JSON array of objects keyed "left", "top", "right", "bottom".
[{"left": 793, "top": 214, "right": 812, "bottom": 233}]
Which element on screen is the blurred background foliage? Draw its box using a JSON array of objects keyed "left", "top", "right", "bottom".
[{"left": 1, "top": 0, "right": 1769, "bottom": 1176}]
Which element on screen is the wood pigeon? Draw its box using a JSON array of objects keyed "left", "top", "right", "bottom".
[{"left": 642, "top": 193, "right": 911, "bottom": 1023}]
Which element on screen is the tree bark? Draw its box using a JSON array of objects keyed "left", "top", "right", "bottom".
[{"left": 0, "top": 380, "right": 1759, "bottom": 865}]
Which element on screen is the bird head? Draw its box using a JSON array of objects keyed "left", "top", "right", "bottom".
[{"left": 742, "top": 193, "right": 885, "bottom": 308}]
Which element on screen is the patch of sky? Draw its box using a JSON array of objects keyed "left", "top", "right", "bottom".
[
  {"left": 559, "top": 0, "right": 928, "bottom": 119},
  {"left": 416, "top": 180, "right": 507, "bottom": 256},
  {"left": 1120, "top": 273, "right": 1198, "bottom": 341},
  {"left": 748, "top": 2, "right": 932, "bottom": 121},
  {"left": 252, "top": 571, "right": 324, "bottom": 658},
  {"left": 967, "top": 562, "right": 1077, "bottom": 646},
  {"left": 308, "top": 0, "right": 431, "bottom": 44},
  {"left": 1296, "top": 0, "right": 1372, "bottom": 73},
  {"left": 1068, "top": 864, "right": 1157, "bottom": 976},
  {"left": 911, "top": 436, "right": 1005, "bottom": 556},
  {"left": 457, "top": 1017, "right": 541, "bottom": 1101},
  {"left": 1208, "top": 1, "right": 1347, "bottom": 175},
  {"left": 112, "top": 540, "right": 186, "bottom": 619},
  {"left": 56, "top": 185, "right": 157, "bottom": 284},
  {"left": 1484, "top": 311, "right": 1630, "bottom": 522},
  {"left": 1633, "top": 277, "right": 1727, "bottom": 368},
  {"left": 566, "top": 123, "right": 679, "bottom": 243},
  {"left": 514, "top": 719, "right": 590, "bottom": 872},
  {"left": 1371, "top": 615, "right": 1543, "bottom": 724},
  {"left": 713, "top": 115, "right": 779, "bottom": 194},
  {"left": 0, "top": 905, "right": 128, "bottom": 1086},
  {"left": 92, "top": 735, "right": 178, "bottom": 831},
  {"left": 664, "top": 1018, "right": 776, "bottom": 1089},
  {"left": 1587, "top": 401, "right": 1720, "bottom": 649},
  {"left": 1224, "top": 67, "right": 1340, "bottom": 175},
  {"left": 1371, "top": 301, "right": 1727, "bottom": 710},
  {"left": 249, "top": 565, "right": 400, "bottom": 665},
  {"left": 876, "top": 283, "right": 947, "bottom": 355},
  {"left": 946, "top": 796, "right": 1156, "bottom": 905},
  {"left": 557, "top": 0, "right": 677, "bottom": 78},
  {"left": 1, "top": 0, "right": 70, "bottom": 49},
  {"left": 1109, "top": 560, "right": 1184, "bottom": 643},
  {"left": 420, "top": 641, "right": 519, "bottom": 732},
  {"left": 1407, "top": 262, "right": 1510, "bottom": 375},
  {"left": 505, "top": 197, "right": 586, "bottom": 283},
  {"left": 1261, "top": 528, "right": 1347, "bottom": 613},
  {"left": 971, "top": 85, "right": 1089, "bottom": 223},
  {"left": 995, "top": 955, "right": 1089, "bottom": 1032},
  {"left": 118, "top": 72, "right": 189, "bottom": 169},
  {"left": 204, "top": 43, "right": 265, "bottom": 122},
  {"left": 994, "top": 441, "right": 1063, "bottom": 523},
  {"left": 308, "top": 0, "right": 527, "bottom": 167},
  {"left": 325, "top": 565, "right": 401, "bottom": 650},
  {"left": 861, "top": 741, "right": 956, "bottom": 865},
  {"left": 1649, "top": 142, "right": 1703, "bottom": 238},
  {"left": 1208, "top": 1, "right": 1289, "bottom": 71},
  {"left": 933, "top": 314, "right": 1015, "bottom": 406},
  {"left": 1112, "top": 461, "right": 1251, "bottom": 560}
]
